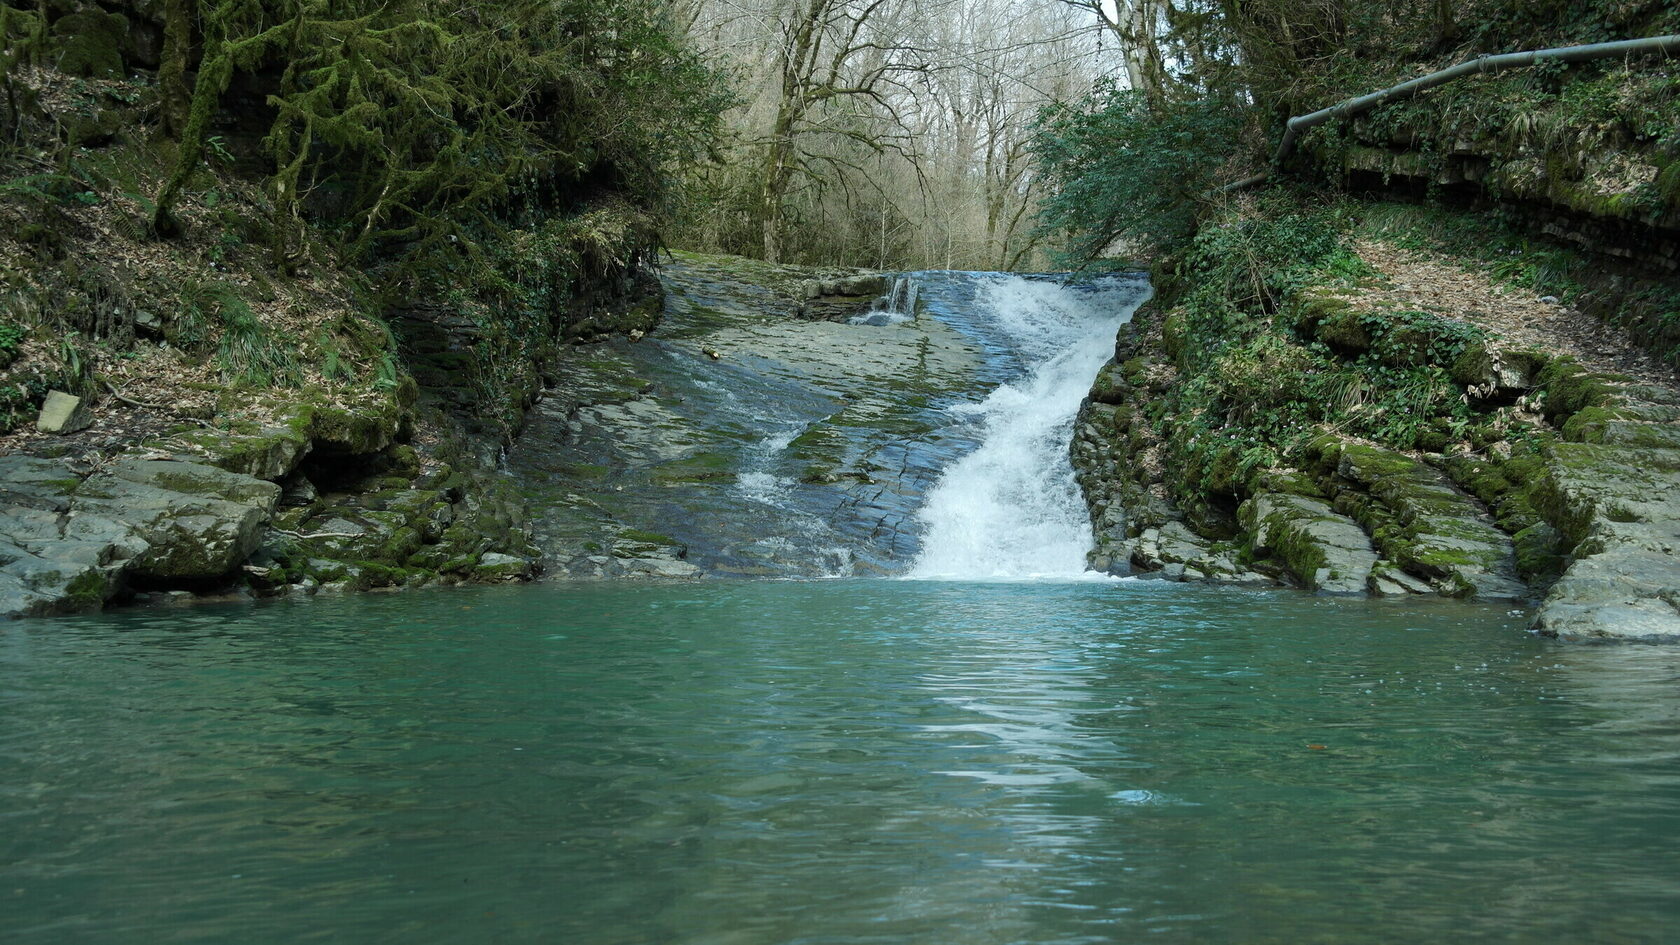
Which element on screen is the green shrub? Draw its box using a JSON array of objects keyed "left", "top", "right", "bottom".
[
  {"left": 1033, "top": 86, "right": 1246, "bottom": 262},
  {"left": 0, "top": 318, "right": 22, "bottom": 369}
]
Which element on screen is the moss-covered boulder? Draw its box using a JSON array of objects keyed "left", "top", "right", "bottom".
[
  {"left": 1088, "top": 361, "right": 1131, "bottom": 405},
  {"left": 1314, "top": 310, "right": 1374, "bottom": 354},
  {"left": 1537, "top": 359, "right": 1620, "bottom": 422},
  {"left": 1450, "top": 343, "right": 1546, "bottom": 397},
  {"left": 70, "top": 459, "right": 279, "bottom": 582},
  {"left": 169, "top": 426, "right": 313, "bottom": 481},
  {"left": 1239, "top": 491, "right": 1378, "bottom": 595},
  {"left": 49, "top": 11, "right": 127, "bottom": 77}
]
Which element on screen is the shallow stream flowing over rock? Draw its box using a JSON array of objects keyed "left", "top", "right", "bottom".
[{"left": 507, "top": 256, "right": 1150, "bottom": 578}]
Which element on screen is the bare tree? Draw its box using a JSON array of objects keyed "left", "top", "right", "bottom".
[
  {"left": 1052, "top": 0, "right": 1168, "bottom": 104},
  {"left": 753, "top": 0, "right": 934, "bottom": 261},
  {"left": 677, "top": 0, "right": 1107, "bottom": 270}
]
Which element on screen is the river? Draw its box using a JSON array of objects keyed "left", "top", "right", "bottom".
[
  {"left": 3, "top": 270, "right": 1679, "bottom": 943},
  {"left": 4, "top": 582, "right": 1679, "bottom": 943}
]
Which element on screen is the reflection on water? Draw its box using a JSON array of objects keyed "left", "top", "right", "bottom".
[{"left": 3, "top": 581, "right": 1679, "bottom": 944}]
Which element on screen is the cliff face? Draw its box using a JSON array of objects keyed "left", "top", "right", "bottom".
[
  {"left": 1061, "top": 14, "right": 1680, "bottom": 640},
  {"left": 1069, "top": 197, "right": 1680, "bottom": 640}
]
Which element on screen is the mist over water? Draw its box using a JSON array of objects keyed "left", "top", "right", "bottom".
[{"left": 909, "top": 274, "right": 1150, "bottom": 579}]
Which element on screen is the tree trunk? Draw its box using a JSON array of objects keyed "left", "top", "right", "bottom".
[
  {"left": 759, "top": 111, "right": 796, "bottom": 263},
  {"left": 1119, "top": 0, "right": 1168, "bottom": 106},
  {"left": 158, "top": 0, "right": 193, "bottom": 138}
]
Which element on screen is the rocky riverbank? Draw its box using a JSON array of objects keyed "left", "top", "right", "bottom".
[
  {"left": 0, "top": 386, "right": 539, "bottom": 618},
  {"left": 0, "top": 51, "right": 686, "bottom": 619},
  {"left": 0, "top": 250, "right": 941, "bottom": 615},
  {"left": 1071, "top": 197, "right": 1680, "bottom": 641}
]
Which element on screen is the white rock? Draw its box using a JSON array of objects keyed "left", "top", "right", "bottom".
[{"left": 36, "top": 391, "right": 92, "bottom": 434}]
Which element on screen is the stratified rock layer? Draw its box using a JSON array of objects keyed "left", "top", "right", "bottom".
[{"left": 1072, "top": 311, "right": 1680, "bottom": 640}]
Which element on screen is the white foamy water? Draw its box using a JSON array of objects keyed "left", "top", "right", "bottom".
[{"left": 908, "top": 274, "right": 1149, "bottom": 580}]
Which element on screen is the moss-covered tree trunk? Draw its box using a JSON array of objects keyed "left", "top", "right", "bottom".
[
  {"left": 158, "top": 0, "right": 193, "bottom": 138},
  {"left": 760, "top": 114, "right": 796, "bottom": 264}
]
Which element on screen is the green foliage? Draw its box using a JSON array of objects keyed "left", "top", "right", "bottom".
[
  {"left": 158, "top": 0, "right": 727, "bottom": 289},
  {"left": 1177, "top": 201, "right": 1345, "bottom": 317},
  {"left": 0, "top": 382, "right": 28, "bottom": 431},
  {"left": 1033, "top": 85, "right": 1246, "bottom": 262},
  {"left": 0, "top": 4, "right": 42, "bottom": 142},
  {"left": 1363, "top": 309, "right": 1486, "bottom": 367},
  {"left": 0, "top": 316, "right": 22, "bottom": 369},
  {"left": 315, "top": 328, "right": 356, "bottom": 383},
  {"left": 216, "top": 298, "right": 299, "bottom": 387},
  {"left": 1129, "top": 196, "right": 1518, "bottom": 510},
  {"left": 179, "top": 279, "right": 300, "bottom": 386}
]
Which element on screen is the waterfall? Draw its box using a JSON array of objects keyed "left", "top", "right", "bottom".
[
  {"left": 908, "top": 274, "right": 1150, "bottom": 580},
  {"left": 849, "top": 275, "right": 919, "bottom": 326}
]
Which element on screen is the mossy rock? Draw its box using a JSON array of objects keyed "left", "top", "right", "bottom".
[
  {"left": 409, "top": 544, "right": 481, "bottom": 575},
  {"left": 1450, "top": 341, "right": 1496, "bottom": 387},
  {"left": 50, "top": 11, "right": 126, "bottom": 77},
  {"left": 1315, "top": 310, "right": 1373, "bottom": 354},
  {"left": 1183, "top": 497, "right": 1239, "bottom": 542},
  {"left": 1290, "top": 290, "right": 1353, "bottom": 336},
  {"left": 104, "top": 458, "right": 280, "bottom": 510},
  {"left": 1203, "top": 444, "right": 1246, "bottom": 496},
  {"left": 1512, "top": 522, "right": 1567, "bottom": 583},
  {"left": 66, "top": 108, "right": 128, "bottom": 149},
  {"left": 651, "top": 452, "right": 734, "bottom": 484},
  {"left": 618, "top": 528, "right": 679, "bottom": 546},
  {"left": 59, "top": 568, "right": 111, "bottom": 613},
  {"left": 1537, "top": 359, "right": 1617, "bottom": 422},
  {"left": 1303, "top": 434, "right": 1346, "bottom": 469},
  {"left": 382, "top": 444, "right": 422, "bottom": 478},
  {"left": 1249, "top": 468, "right": 1326, "bottom": 499},
  {"left": 1562, "top": 407, "right": 1680, "bottom": 448},
  {"left": 377, "top": 526, "right": 424, "bottom": 562},
  {"left": 1088, "top": 362, "right": 1130, "bottom": 405},
  {"left": 1437, "top": 454, "right": 1512, "bottom": 507},
  {"left": 1161, "top": 311, "right": 1190, "bottom": 364},
  {"left": 170, "top": 427, "right": 312, "bottom": 481},
  {"left": 303, "top": 402, "right": 400, "bottom": 455},
  {"left": 1451, "top": 343, "right": 1548, "bottom": 391},
  {"left": 1331, "top": 443, "right": 1528, "bottom": 599},
  {"left": 347, "top": 560, "right": 412, "bottom": 589},
  {"left": 472, "top": 552, "right": 534, "bottom": 582},
  {"left": 1239, "top": 491, "right": 1377, "bottom": 595}
]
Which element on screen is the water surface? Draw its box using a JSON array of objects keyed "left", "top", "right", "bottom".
[{"left": 5, "top": 581, "right": 1677, "bottom": 944}]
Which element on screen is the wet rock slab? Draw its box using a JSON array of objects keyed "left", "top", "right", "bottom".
[
  {"left": 508, "top": 254, "right": 989, "bottom": 578},
  {"left": 1531, "top": 442, "right": 1680, "bottom": 641},
  {"left": 0, "top": 455, "right": 279, "bottom": 618}
]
